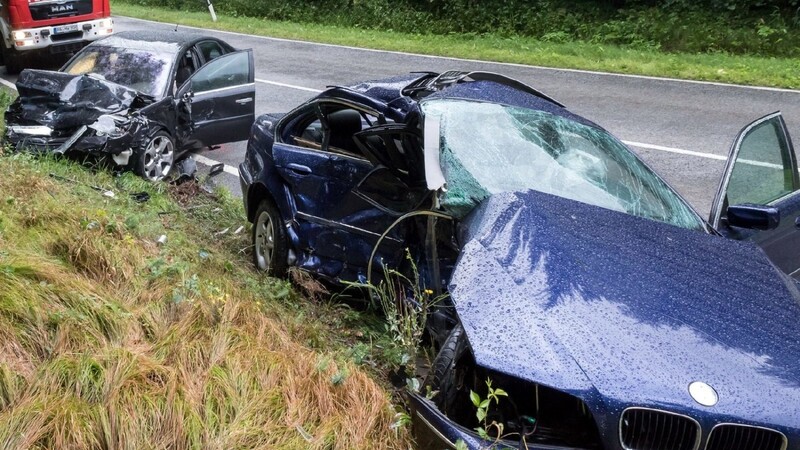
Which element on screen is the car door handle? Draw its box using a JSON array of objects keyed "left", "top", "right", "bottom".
[
  {"left": 795, "top": 216, "right": 800, "bottom": 229},
  {"left": 287, "top": 163, "right": 312, "bottom": 175},
  {"left": 235, "top": 97, "right": 254, "bottom": 105}
]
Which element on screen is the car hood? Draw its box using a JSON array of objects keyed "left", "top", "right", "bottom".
[
  {"left": 450, "top": 190, "right": 800, "bottom": 427},
  {"left": 8, "top": 69, "right": 147, "bottom": 130}
]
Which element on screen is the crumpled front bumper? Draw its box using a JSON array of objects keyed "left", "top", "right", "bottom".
[
  {"left": 5, "top": 118, "right": 146, "bottom": 166},
  {"left": 408, "top": 393, "right": 585, "bottom": 450}
]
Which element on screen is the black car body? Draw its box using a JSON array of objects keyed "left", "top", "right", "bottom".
[
  {"left": 239, "top": 71, "right": 800, "bottom": 449},
  {"left": 5, "top": 30, "right": 256, "bottom": 180}
]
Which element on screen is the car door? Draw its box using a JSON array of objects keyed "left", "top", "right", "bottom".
[
  {"left": 271, "top": 102, "right": 413, "bottom": 279},
  {"left": 177, "top": 49, "right": 255, "bottom": 150},
  {"left": 710, "top": 112, "right": 800, "bottom": 278}
]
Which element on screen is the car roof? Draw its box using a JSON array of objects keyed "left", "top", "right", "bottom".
[{"left": 89, "top": 30, "right": 219, "bottom": 54}]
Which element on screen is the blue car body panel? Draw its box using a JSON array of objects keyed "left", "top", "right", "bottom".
[
  {"left": 449, "top": 190, "right": 800, "bottom": 447},
  {"left": 240, "top": 71, "right": 800, "bottom": 449}
]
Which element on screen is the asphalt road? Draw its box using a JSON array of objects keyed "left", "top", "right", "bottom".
[{"left": 7, "top": 15, "right": 800, "bottom": 215}]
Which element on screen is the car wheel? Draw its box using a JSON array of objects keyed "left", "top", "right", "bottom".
[
  {"left": 425, "top": 324, "right": 467, "bottom": 415},
  {"left": 252, "top": 199, "right": 288, "bottom": 276},
  {"left": 134, "top": 130, "right": 174, "bottom": 182}
]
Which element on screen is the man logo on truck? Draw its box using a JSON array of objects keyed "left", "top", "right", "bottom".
[
  {"left": 51, "top": 5, "right": 76, "bottom": 13},
  {"left": 0, "top": 0, "right": 112, "bottom": 74}
]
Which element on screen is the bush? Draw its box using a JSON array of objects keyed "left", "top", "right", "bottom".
[{"left": 123, "top": 0, "right": 800, "bottom": 57}]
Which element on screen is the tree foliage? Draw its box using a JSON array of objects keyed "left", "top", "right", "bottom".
[{"left": 129, "top": 0, "right": 800, "bottom": 57}]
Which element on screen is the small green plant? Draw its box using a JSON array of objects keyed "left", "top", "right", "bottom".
[
  {"left": 470, "top": 378, "right": 509, "bottom": 441},
  {"left": 352, "top": 250, "right": 446, "bottom": 378}
]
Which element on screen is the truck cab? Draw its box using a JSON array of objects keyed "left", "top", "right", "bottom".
[{"left": 0, "top": 0, "right": 113, "bottom": 73}]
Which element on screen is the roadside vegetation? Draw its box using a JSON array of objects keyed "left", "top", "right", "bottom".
[
  {"left": 0, "top": 88, "right": 411, "bottom": 447},
  {"left": 112, "top": 0, "right": 800, "bottom": 89}
]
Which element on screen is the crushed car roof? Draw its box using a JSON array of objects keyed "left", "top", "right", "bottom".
[{"left": 319, "top": 71, "right": 600, "bottom": 128}]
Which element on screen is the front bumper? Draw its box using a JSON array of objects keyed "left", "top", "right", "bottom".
[
  {"left": 6, "top": 123, "right": 138, "bottom": 166},
  {"left": 9, "top": 18, "right": 113, "bottom": 52}
]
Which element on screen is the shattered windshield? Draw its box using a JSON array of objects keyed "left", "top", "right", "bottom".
[
  {"left": 64, "top": 46, "right": 173, "bottom": 98},
  {"left": 422, "top": 99, "right": 705, "bottom": 230}
]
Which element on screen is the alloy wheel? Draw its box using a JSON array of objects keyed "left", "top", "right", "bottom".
[
  {"left": 255, "top": 210, "right": 275, "bottom": 271},
  {"left": 142, "top": 135, "right": 174, "bottom": 181}
]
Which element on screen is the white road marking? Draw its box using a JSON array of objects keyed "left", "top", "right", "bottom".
[
  {"left": 256, "top": 78, "right": 321, "bottom": 93},
  {"left": 120, "top": 15, "right": 800, "bottom": 95},
  {"left": 0, "top": 76, "right": 16, "bottom": 90},
  {"left": 621, "top": 140, "right": 727, "bottom": 161}
]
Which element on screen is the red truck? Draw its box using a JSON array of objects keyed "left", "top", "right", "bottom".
[{"left": 0, "top": 0, "right": 113, "bottom": 74}]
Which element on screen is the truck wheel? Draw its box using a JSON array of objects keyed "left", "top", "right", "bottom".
[
  {"left": 2, "top": 46, "right": 22, "bottom": 75},
  {"left": 252, "top": 199, "right": 288, "bottom": 277},
  {"left": 133, "top": 129, "right": 174, "bottom": 182}
]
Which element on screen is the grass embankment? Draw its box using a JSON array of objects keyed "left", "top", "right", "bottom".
[
  {"left": 111, "top": 1, "right": 800, "bottom": 89},
  {"left": 0, "top": 146, "right": 410, "bottom": 448}
]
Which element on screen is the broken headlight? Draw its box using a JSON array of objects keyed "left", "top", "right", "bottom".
[
  {"left": 89, "top": 114, "right": 134, "bottom": 138},
  {"left": 425, "top": 326, "right": 603, "bottom": 448}
]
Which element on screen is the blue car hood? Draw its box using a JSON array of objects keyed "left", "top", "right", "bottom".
[{"left": 450, "top": 190, "right": 800, "bottom": 427}]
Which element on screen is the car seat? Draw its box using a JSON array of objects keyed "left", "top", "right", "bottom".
[{"left": 326, "top": 109, "right": 363, "bottom": 155}]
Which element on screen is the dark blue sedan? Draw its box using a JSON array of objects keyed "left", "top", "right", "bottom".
[{"left": 239, "top": 71, "right": 800, "bottom": 450}]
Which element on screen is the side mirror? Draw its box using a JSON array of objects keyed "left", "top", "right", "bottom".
[
  {"left": 726, "top": 203, "right": 780, "bottom": 230},
  {"left": 182, "top": 90, "right": 194, "bottom": 103}
]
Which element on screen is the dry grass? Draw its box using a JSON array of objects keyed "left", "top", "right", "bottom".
[{"left": 0, "top": 154, "right": 410, "bottom": 449}]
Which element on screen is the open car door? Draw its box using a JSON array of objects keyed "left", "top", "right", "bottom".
[
  {"left": 178, "top": 49, "right": 255, "bottom": 150},
  {"left": 710, "top": 112, "right": 800, "bottom": 278}
]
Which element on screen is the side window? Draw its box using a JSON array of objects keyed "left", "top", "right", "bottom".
[
  {"left": 292, "top": 117, "right": 324, "bottom": 150},
  {"left": 322, "top": 106, "right": 386, "bottom": 159},
  {"left": 197, "top": 40, "right": 226, "bottom": 63},
  {"left": 175, "top": 49, "right": 200, "bottom": 88},
  {"left": 727, "top": 117, "right": 797, "bottom": 206},
  {"left": 190, "top": 51, "right": 250, "bottom": 93}
]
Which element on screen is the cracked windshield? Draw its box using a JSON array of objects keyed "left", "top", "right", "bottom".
[{"left": 423, "top": 99, "right": 705, "bottom": 230}]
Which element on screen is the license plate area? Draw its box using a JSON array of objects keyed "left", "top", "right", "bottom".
[{"left": 53, "top": 24, "right": 80, "bottom": 35}]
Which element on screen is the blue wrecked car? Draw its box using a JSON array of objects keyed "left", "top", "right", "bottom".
[{"left": 239, "top": 71, "right": 800, "bottom": 449}]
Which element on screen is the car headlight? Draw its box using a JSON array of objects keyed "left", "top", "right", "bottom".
[{"left": 423, "top": 325, "right": 603, "bottom": 448}]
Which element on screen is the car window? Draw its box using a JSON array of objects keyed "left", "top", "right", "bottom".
[
  {"left": 322, "top": 107, "right": 387, "bottom": 159},
  {"left": 726, "top": 118, "right": 797, "bottom": 206},
  {"left": 293, "top": 118, "right": 324, "bottom": 150},
  {"left": 175, "top": 49, "right": 200, "bottom": 90},
  {"left": 422, "top": 99, "right": 705, "bottom": 230},
  {"left": 190, "top": 51, "right": 250, "bottom": 93},
  {"left": 63, "top": 45, "right": 173, "bottom": 97},
  {"left": 196, "top": 40, "right": 225, "bottom": 63}
]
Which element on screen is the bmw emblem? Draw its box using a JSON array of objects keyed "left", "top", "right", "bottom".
[{"left": 688, "top": 381, "right": 719, "bottom": 407}]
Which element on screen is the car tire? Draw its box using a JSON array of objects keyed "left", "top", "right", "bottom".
[
  {"left": 252, "top": 199, "right": 288, "bottom": 277},
  {"left": 133, "top": 129, "right": 175, "bottom": 182},
  {"left": 425, "top": 323, "right": 467, "bottom": 415}
]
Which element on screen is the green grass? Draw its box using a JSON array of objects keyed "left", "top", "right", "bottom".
[
  {"left": 112, "top": 1, "right": 800, "bottom": 89},
  {"left": 0, "top": 125, "right": 411, "bottom": 448}
]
